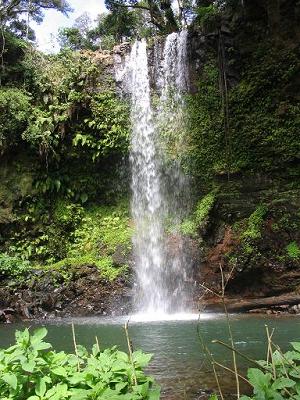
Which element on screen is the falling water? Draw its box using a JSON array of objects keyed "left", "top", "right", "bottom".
[
  {"left": 126, "top": 40, "right": 167, "bottom": 313},
  {"left": 116, "top": 31, "right": 190, "bottom": 315},
  {"left": 157, "top": 30, "right": 191, "bottom": 313}
]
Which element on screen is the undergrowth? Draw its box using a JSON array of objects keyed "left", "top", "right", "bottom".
[{"left": 0, "top": 327, "right": 160, "bottom": 399}]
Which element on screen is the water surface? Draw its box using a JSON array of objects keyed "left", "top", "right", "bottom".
[{"left": 0, "top": 314, "right": 299, "bottom": 399}]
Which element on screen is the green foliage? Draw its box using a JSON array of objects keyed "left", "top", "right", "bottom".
[
  {"left": 0, "top": 0, "right": 71, "bottom": 39},
  {"left": 53, "top": 200, "right": 84, "bottom": 229},
  {"left": 242, "top": 205, "right": 268, "bottom": 241},
  {"left": 185, "top": 62, "right": 225, "bottom": 178},
  {"left": 186, "top": 43, "right": 300, "bottom": 178},
  {"left": 0, "top": 31, "right": 29, "bottom": 85},
  {"left": 0, "top": 88, "right": 31, "bottom": 152},
  {"left": 0, "top": 327, "right": 160, "bottom": 400},
  {"left": 194, "top": 192, "right": 216, "bottom": 226},
  {"left": 17, "top": 49, "right": 130, "bottom": 164},
  {"left": 73, "top": 91, "right": 129, "bottom": 160},
  {"left": 239, "top": 341, "right": 300, "bottom": 400},
  {"left": 195, "top": 5, "right": 220, "bottom": 30},
  {"left": 69, "top": 203, "right": 132, "bottom": 258},
  {"left": 286, "top": 241, "right": 300, "bottom": 259},
  {"left": 179, "top": 191, "right": 216, "bottom": 236},
  {"left": 48, "top": 255, "right": 126, "bottom": 281},
  {"left": 0, "top": 254, "right": 30, "bottom": 279},
  {"left": 179, "top": 219, "right": 197, "bottom": 236},
  {"left": 58, "top": 27, "right": 96, "bottom": 51},
  {"left": 228, "top": 45, "right": 300, "bottom": 172},
  {"left": 91, "top": 10, "right": 138, "bottom": 44},
  {"left": 24, "top": 202, "right": 133, "bottom": 280}
]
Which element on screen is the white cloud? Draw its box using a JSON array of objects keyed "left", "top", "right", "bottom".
[{"left": 31, "top": 0, "right": 106, "bottom": 53}]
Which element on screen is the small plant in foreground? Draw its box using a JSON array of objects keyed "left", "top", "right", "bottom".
[
  {"left": 0, "top": 327, "right": 160, "bottom": 399},
  {"left": 239, "top": 341, "right": 300, "bottom": 400},
  {"left": 208, "top": 339, "right": 300, "bottom": 400}
]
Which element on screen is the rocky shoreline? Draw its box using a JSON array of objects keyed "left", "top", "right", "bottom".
[
  {"left": 0, "top": 265, "right": 132, "bottom": 323},
  {"left": 2, "top": 263, "right": 300, "bottom": 324}
]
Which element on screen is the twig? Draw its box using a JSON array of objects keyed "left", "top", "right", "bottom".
[
  {"left": 198, "top": 282, "right": 222, "bottom": 298},
  {"left": 211, "top": 339, "right": 268, "bottom": 370},
  {"left": 213, "top": 361, "right": 250, "bottom": 385},
  {"left": 124, "top": 320, "right": 137, "bottom": 386},
  {"left": 95, "top": 336, "right": 100, "bottom": 353},
  {"left": 197, "top": 317, "right": 225, "bottom": 400},
  {"left": 71, "top": 323, "right": 80, "bottom": 372},
  {"left": 266, "top": 326, "right": 276, "bottom": 379},
  {"left": 220, "top": 264, "right": 240, "bottom": 398}
]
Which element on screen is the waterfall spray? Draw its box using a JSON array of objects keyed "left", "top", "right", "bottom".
[{"left": 115, "top": 32, "right": 190, "bottom": 316}]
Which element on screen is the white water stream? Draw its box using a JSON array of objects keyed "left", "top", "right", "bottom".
[{"left": 115, "top": 31, "right": 190, "bottom": 316}]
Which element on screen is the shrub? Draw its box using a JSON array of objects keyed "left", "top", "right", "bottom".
[
  {"left": 0, "top": 253, "right": 31, "bottom": 279},
  {"left": 239, "top": 341, "right": 300, "bottom": 400},
  {"left": 286, "top": 241, "right": 300, "bottom": 259},
  {"left": 179, "top": 191, "right": 216, "bottom": 236},
  {"left": 242, "top": 205, "right": 268, "bottom": 241},
  {"left": 0, "top": 327, "right": 160, "bottom": 399},
  {"left": 0, "top": 88, "right": 31, "bottom": 152}
]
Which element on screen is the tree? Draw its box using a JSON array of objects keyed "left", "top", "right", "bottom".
[
  {"left": 58, "top": 27, "right": 89, "bottom": 50},
  {"left": 0, "top": 0, "right": 71, "bottom": 24},
  {"left": 0, "top": 0, "right": 72, "bottom": 85},
  {"left": 91, "top": 10, "right": 138, "bottom": 43},
  {"left": 104, "top": 0, "right": 179, "bottom": 33}
]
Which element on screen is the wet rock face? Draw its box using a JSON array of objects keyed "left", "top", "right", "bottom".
[
  {"left": 192, "top": 175, "right": 300, "bottom": 307},
  {"left": 0, "top": 266, "right": 132, "bottom": 322}
]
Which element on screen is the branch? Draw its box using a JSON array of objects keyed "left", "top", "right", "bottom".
[{"left": 109, "top": 1, "right": 150, "bottom": 11}]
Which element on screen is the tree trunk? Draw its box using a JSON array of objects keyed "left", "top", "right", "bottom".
[
  {"left": 202, "top": 293, "right": 300, "bottom": 312},
  {"left": 265, "top": 0, "right": 280, "bottom": 34}
]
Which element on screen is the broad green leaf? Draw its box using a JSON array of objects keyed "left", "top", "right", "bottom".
[
  {"left": 148, "top": 386, "right": 161, "bottom": 400},
  {"left": 34, "top": 342, "right": 52, "bottom": 351},
  {"left": 35, "top": 377, "right": 47, "bottom": 397},
  {"left": 52, "top": 366, "right": 68, "bottom": 377},
  {"left": 248, "top": 368, "right": 272, "bottom": 390},
  {"left": 291, "top": 342, "right": 300, "bottom": 353},
  {"left": 31, "top": 327, "right": 48, "bottom": 343},
  {"left": 272, "top": 377, "right": 296, "bottom": 390},
  {"left": 22, "top": 360, "right": 36, "bottom": 372},
  {"left": 132, "top": 350, "right": 152, "bottom": 368},
  {"left": 2, "top": 373, "right": 17, "bottom": 389}
]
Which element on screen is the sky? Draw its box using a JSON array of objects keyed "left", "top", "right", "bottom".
[{"left": 31, "top": 0, "right": 106, "bottom": 53}]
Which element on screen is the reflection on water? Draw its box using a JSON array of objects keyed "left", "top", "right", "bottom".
[{"left": 0, "top": 314, "right": 299, "bottom": 399}]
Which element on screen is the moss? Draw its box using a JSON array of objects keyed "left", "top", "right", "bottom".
[
  {"left": 241, "top": 205, "right": 268, "bottom": 240},
  {"left": 37, "top": 201, "right": 133, "bottom": 281},
  {"left": 194, "top": 192, "right": 216, "bottom": 226},
  {"left": 185, "top": 41, "right": 300, "bottom": 179},
  {"left": 179, "top": 219, "right": 197, "bottom": 236},
  {"left": 46, "top": 255, "right": 126, "bottom": 281},
  {"left": 286, "top": 242, "right": 300, "bottom": 259},
  {"left": 179, "top": 191, "right": 216, "bottom": 236},
  {"left": 68, "top": 201, "right": 132, "bottom": 258}
]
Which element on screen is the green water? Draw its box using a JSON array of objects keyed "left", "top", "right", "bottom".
[{"left": 0, "top": 314, "right": 299, "bottom": 399}]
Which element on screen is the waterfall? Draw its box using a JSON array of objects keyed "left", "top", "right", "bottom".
[
  {"left": 127, "top": 40, "right": 167, "bottom": 314},
  {"left": 115, "top": 31, "right": 190, "bottom": 316}
]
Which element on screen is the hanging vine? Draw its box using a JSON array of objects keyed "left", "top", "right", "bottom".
[{"left": 217, "top": 28, "right": 231, "bottom": 180}]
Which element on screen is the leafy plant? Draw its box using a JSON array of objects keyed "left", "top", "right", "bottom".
[
  {"left": 0, "top": 253, "right": 31, "bottom": 279},
  {"left": 239, "top": 341, "right": 300, "bottom": 400},
  {"left": 179, "top": 191, "right": 216, "bottom": 236},
  {"left": 0, "top": 88, "right": 31, "bottom": 152},
  {"left": 73, "top": 91, "right": 129, "bottom": 161},
  {"left": 0, "top": 327, "right": 160, "bottom": 399},
  {"left": 286, "top": 241, "right": 300, "bottom": 259},
  {"left": 242, "top": 205, "right": 268, "bottom": 241}
]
